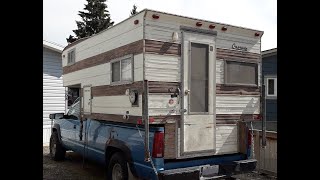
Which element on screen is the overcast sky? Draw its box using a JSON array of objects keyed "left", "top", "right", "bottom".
[{"left": 43, "top": 0, "right": 277, "bottom": 51}]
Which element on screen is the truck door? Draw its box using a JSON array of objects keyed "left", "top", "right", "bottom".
[{"left": 180, "top": 28, "right": 217, "bottom": 157}]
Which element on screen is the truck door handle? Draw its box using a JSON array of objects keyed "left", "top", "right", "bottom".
[{"left": 73, "top": 125, "right": 76, "bottom": 129}]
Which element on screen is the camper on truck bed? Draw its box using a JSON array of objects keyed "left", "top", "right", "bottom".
[{"left": 49, "top": 9, "right": 263, "bottom": 180}]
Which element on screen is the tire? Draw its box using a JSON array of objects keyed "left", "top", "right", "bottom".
[
  {"left": 107, "top": 152, "right": 128, "bottom": 180},
  {"left": 49, "top": 131, "right": 66, "bottom": 161}
]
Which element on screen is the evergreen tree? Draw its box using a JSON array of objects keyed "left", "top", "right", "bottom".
[
  {"left": 67, "top": 0, "right": 114, "bottom": 44},
  {"left": 130, "top": 4, "right": 137, "bottom": 16}
]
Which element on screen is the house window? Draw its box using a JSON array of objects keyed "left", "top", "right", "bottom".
[
  {"left": 111, "top": 55, "right": 133, "bottom": 84},
  {"left": 225, "top": 61, "right": 258, "bottom": 86},
  {"left": 67, "top": 49, "right": 75, "bottom": 64},
  {"left": 266, "top": 77, "right": 277, "bottom": 98}
]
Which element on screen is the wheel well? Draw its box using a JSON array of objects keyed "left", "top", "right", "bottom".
[
  {"left": 105, "top": 145, "right": 138, "bottom": 178},
  {"left": 105, "top": 146, "right": 124, "bottom": 165}
]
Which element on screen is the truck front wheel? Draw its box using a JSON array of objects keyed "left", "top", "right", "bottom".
[
  {"left": 107, "top": 152, "right": 128, "bottom": 180},
  {"left": 49, "top": 131, "right": 66, "bottom": 161}
]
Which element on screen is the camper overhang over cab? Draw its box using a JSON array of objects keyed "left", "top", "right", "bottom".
[{"left": 61, "top": 9, "right": 263, "bottom": 159}]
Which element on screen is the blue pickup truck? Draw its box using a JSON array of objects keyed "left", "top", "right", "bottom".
[{"left": 49, "top": 99, "right": 256, "bottom": 180}]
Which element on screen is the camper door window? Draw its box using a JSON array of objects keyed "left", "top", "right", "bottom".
[
  {"left": 111, "top": 55, "right": 133, "bottom": 84},
  {"left": 225, "top": 61, "right": 258, "bottom": 86}
]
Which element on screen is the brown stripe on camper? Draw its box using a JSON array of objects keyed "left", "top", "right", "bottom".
[
  {"left": 144, "top": 40, "right": 260, "bottom": 63},
  {"left": 216, "top": 48, "right": 261, "bottom": 62},
  {"left": 216, "top": 114, "right": 259, "bottom": 121},
  {"left": 216, "top": 84, "right": 260, "bottom": 95},
  {"left": 145, "top": 40, "right": 181, "bottom": 56},
  {"left": 164, "top": 123, "right": 176, "bottom": 159},
  {"left": 63, "top": 39, "right": 144, "bottom": 74},
  {"left": 151, "top": 115, "right": 180, "bottom": 124},
  {"left": 84, "top": 113, "right": 180, "bottom": 124},
  {"left": 92, "top": 82, "right": 144, "bottom": 97},
  {"left": 84, "top": 113, "right": 141, "bottom": 123},
  {"left": 148, "top": 81, "right": 180, "bottom": 93},
  {"left": 91, "top": 81, "right": 180, "bottom": 96},
  {"left": 91, "top": 82, "right": 260, "bottom": 97}
]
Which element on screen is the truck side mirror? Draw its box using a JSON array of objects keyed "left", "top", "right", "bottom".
[
  {"left": 49, "top": 114, "right": 55, "bottom": 119},
  {"left": 49, "top": 113, "right": 64, "bottom": 120}
]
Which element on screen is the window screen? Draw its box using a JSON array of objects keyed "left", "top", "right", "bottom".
[
  {"left": 111, "top": 56, "right": 133, "bottom": 83},
  {"left": 121, "top": 58, "right": 132, "bottom": 81},
  {"left": 68, "top": 50, "right": 75, "bottom": 64},
  {"left": 112, "top": 61, "right": 120, "bottom": 82},
  {"left": 190, "top": 43, "right": 209, "bottom": 112},
  {"left": 225, "top": 61, "right": 257, "bottom": 85}
]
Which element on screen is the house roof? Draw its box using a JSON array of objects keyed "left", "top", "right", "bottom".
[
  {"left": 43, "top": 40, "right": 64, "bottom": 53},
  {"left": 262, "top": 48, "right": 277, "bottom": 58}
]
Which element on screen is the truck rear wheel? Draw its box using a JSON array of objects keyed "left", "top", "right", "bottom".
[
  {"left": 49, "top": 131, "right": 66, "bottom": 161},
  {"left": 107, "top": 152, "right": 128, "bottom": 180}
]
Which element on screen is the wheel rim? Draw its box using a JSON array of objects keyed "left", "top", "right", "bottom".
[
  {"left": 112, "top": 163, "right": 123, "bottom": 180},
  {"left": 50, "top": 138, "right": 56, "bottom": 156}
]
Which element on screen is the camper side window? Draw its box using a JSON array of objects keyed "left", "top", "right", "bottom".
[
  {"left": 225, "top": 61, "right": 258, "bottom": 86},
  {"left": 67, "top": 49, "right": 75, "bottom": 64},
  {"left": 111, "top": 55, "right": 133, "bottom": 84}
]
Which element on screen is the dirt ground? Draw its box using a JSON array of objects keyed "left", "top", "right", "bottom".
[{"left": 43, "top": 146, "right": 276, "bottom": 180}]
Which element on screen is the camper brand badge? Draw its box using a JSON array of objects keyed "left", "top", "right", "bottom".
[{"left": 232, "top": 43, "right": 247, "bottom": 52}]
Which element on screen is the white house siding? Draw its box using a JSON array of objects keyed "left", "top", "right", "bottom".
[{"left": 43, "top": 47, "right": 65, "bottom": 145}]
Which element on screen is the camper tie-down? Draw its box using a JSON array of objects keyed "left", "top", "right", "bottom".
[{"left": 49, "top": 9, "right": 263, "bottom": 180}]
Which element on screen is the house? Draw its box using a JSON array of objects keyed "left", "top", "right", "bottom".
[
  {"left": 43, "top": 40, "right": 66, "bottom": 145},
  {"left": 262, "top": 48, "right": 277, "bottom": 131}
]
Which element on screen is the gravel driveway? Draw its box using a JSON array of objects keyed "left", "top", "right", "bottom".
[
  {"left": 43, "top": 146, "right": 105, "bottom": 180},
  {"left": 43, "top": 146, "right": 276, "bottom": 180}
]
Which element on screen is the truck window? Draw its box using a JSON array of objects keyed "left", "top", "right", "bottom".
[{"left": 67, "top": 99, "right": 80, "bottom": 119}]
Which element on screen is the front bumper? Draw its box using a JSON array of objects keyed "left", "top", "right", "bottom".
[{"left": 158, "top": 159, "right": 257, "bottom": 180}]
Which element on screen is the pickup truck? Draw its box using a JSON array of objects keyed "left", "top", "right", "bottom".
[{"left": 49, "top": 99, "right": 257, "bottom": 180}]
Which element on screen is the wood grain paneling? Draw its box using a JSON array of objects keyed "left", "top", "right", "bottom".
[
  {"left": 84, "top": 113, "right": 180, "bottom": 124},
  {"left": 148, "top": 81, "right": 180, "bottom": 93},
  {"left": 216, "top": 84, "right": 260, "bottom": 95},
  {"left": 164, "top": 123, "right": 176, "bottom": 159},
  {"left": 84, "top": 113, "right": 140, "bottom": 123},
  {"left": 63, "top": 40, "right": 143, "bottom": 74},
  {"left": 144, "top": 40, "right": 260, "bottom": 64},
  {"left": 216, "top": 48, "right": 261, "bottom": 62},
  {"left": 91, "top": 81, "right": 181, "bottom": 97},
  {"left": 92, "top": 82, "right": 143, "bottom": 96},
  {"left": 238, "top": 121, "right": 248, "bottom": 154},
  {"left": 145, "top": 40, "right": 181, "bottom": 56}
]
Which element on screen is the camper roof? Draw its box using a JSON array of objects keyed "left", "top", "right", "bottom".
[{"left": 64, "top": 9, "right": 264, "bottom": 52}]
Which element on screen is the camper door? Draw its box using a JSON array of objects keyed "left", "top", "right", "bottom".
[{"left": 180, "top": 29, "right": 216, "bottom": 157}]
